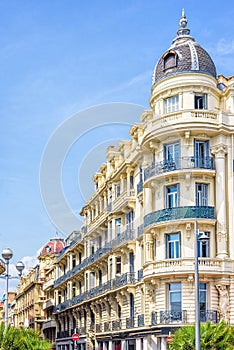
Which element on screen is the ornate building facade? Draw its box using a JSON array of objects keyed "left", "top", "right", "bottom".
[
  {"left": 52, "top": 11, "right": 234, "bottom": 350},
  {"left": 14, "top": 237, "right": 65, "bottom": 343}
]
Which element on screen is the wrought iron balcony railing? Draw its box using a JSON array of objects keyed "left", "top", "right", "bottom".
[
  {"left": 144, "top": 156, "right": 214, "bottom": 181},
  {"left": 54, "top": 272, "right": 138, "bottom": 312},
  {"left": 144, "top": 206, "right": 215, "bottom": 228},
  {"left": 54, "top": 227, "right": 136, "bottom": 288},
  {"left": 126, "top": 317, "right": 134, "bottom": 328},
  {"left": 137, "top": 314, "right": 144, "bottom": 327},
  {"left": 200, "top": 309, "right": 218, "bottom": 323},
  {"left": 160, "top": 310, "right": 187, "bottom": 324},
  {"left": 96, "top": 323, "right": 102, "bottom": 333},
  {"left": 151, "top": 311, "right": 157, "bottom": 325},
  {"left": 112, "top": 319, "right": 121, "bottom": 331},
  {"left": 57, "top": 330, "right": 70, "bottom": 339},
  {"left": 104, "top": 321, "right": 111, "bottom": 331}
]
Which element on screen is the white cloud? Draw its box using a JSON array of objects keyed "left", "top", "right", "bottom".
[{"left": 216, "top": 38, "right": 234, "bottom": 55}]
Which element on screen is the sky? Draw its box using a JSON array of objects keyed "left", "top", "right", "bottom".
[{"left": 0, "top": 0, "right": 234, "bottom": 291}]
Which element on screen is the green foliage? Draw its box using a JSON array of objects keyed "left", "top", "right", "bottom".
[
  {"left": 0, "top": 323, "right": 52, "bottom": 350},
  {"left": 168, "top": 321, "right": 234, "bottom": 350}
]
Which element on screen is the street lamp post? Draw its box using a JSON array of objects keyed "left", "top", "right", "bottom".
[
  {"left": 194, "top": 222, "right": 209, "bottom": 350},
  {"left": 1, "top": 248, "right": 25, "bottom": 328}
]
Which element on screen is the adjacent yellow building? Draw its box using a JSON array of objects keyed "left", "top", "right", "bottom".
[
  {"left": 52, "top": 11, "right": 234, "bottom": 350},
  {"left": 14, "top": 237, "right": 65, "bottom": 344}
]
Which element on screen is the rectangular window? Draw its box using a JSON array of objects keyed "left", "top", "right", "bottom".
[
  {"left": 200, "top": 283, "right": 207, "bottom": 313},
  {"left": 104, "top": 229, "right": 108, "bottom": 243},
  {"left": 72, "top": 282, "right": 76, "bottom": 298},
  {"left": 164, "top": 142, "right": 180, "bottom": 169},
  {"left": 164, "top": 95, "right": 179, "bottom": 114},
  {"left": 109, "top": 221, "right": 113, "bottom": 241},
  {"left": 109, "top": 187, "right": 112, "bottom": 203},
  {"left": 194, "top": 140, "right": 210, "bottom": 168},
  {"left": 196, "top": 183, "right": 208, "bottom": 206},
  {"left": 72, "top": 254, "right": 76, "bottom": 269},
  {"left": 115, "top": 218, "right": 121, "bottom": 236},
  {"left": 90, "top": 239, "right": 95, "bottom": 254},
  {"left": 116, "top": 256, "right": 121, "bottom": 275},
  {"left": 166, "top": 184, "right": 179, "bottom": 208},
  {"left": 126, "top": 210, "right": 134, "bottom": 230},
  {"left": 97, "top": 236, "right": 102, "bottom": 249},
  {"left": 166, "top": 233, "right": 180, "bottom": 259},
  {"left": 90, "top": 272, "right": 95, "bottom": 289},
  {"left": 130, "top": 175, "right": 134, "bottom": 189},
  {"left": 109, "top": 258, "right": 113, "bottom": 279},
  {"left": 78, "top": 252, "right": 82, "bottom": 264},
  {"left": 198, "top": 232, "right": 210, "bottom": 257},
  {"left": 154, "top": 239, "right": 157, "bottom": 260},
  {"left": 194, "top": 94, "right": 207, "bottom": 109},
  {"left": 115, "top": 183, "right": 121, "bottom": 198},
  {"left": 169, "top": 283, "right": 181, "bottom": 312}
]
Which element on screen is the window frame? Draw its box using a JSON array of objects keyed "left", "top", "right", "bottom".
[
  {"left": 168, "top": 282, "right": 182, "bottom": 312},
  {"left": 195, "top": 183, "right": 208, "bottom": 206},
  {"left": 165, "top": 184, "right": 179, "bottom": 208},
  {"left": 116, "top": 256, "right": 121, "bottom": 275},
  {"left": 165, "top": 232, "right": 181, "bottom": 259},
  {"left": 198, "top": 232, "right": 210, "bottom": 258},
  {"left": 194, "top": 94, "right": 207, "bottom": 109},
  {"left": 164, "top": 95, "right": 179, "bottom": 114}
]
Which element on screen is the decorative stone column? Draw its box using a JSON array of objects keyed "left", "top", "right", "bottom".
[
  {"left": 211, "top": 144, "right": 228, "bottom": 258},
  {"left": 145, "top": 232, "right": 154, "bottom": 262},
  {"left": 144, "top": 187, "right": 153, "bottom": 216}
]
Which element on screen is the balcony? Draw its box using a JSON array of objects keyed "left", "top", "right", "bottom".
[
  {"left": 112, "top": 319, "right": 121, "bottom": 331},
  {"left": 104, "top": 322, "right": 111, "bottom": 331},
  {"left": 112, "top": 227, "right": 135, "bottom": 249},
  {"left": 144, "top": 206, "right": 215, "bottom": 228},
  {"left": 126, "top": 317, "right": 134, "bottom": 328},
  {"left": 200, "top": 309, "right": 218, "bottom": 323},
  {"left": 57, "top": 330, "right": 70, "bottom": 339},
  {"left": 54, "top": 226, "right": 136, "bottom": 288},
  {"left": 96, "top": 323, "right": 102, "bottom": 333},
  {"left": 112, "top": 190, "right": 136, "bottom": 213},
  {"left": 54, "top": 272, "right": 138, "bottom": 312},
  {"left": 150, "top": 309, "right": 218, "bottom": 325},
  {"left": 41, "top": 319, "right": 56, "bottom": 330},
  {"left": 144, "top": 156, "right": 214, "bottom": 182},
  {"left": 137, "top": 314, "right": 144, "bottom": 327},
  {"left": 43, "top": 298, "right": 55, "bottom": 310},
  {"left": 160, "top": 310, "right": 187, "bottom": 323},
  {"left": 144, "top": 257, "right": 226, "bottom": 277}
]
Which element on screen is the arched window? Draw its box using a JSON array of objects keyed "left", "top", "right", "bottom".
[{"left": 164, "top": 52, "right": 177, "bottom": 70}]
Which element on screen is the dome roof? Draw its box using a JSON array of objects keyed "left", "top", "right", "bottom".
[
  {"left": 40, "top": 237, "right": 65, "bottom": 256},
  {"left": 152, "top": 10, "right": 216, "bottom": 85}
]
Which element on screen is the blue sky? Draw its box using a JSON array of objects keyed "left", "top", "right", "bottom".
[{"left": 0, "top": 0, "right": 234, "bottom": 290}]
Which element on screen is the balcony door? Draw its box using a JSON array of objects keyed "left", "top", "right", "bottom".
[
  {"left": 195, "top": 140, "right": 209, "bottom": 167},
  {"left": 164, "top": 142, "right": 180, "bottom": 169}
]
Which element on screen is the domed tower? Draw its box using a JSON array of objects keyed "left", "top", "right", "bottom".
[
  {"left": 152, "top": 9, "right": 216, "bottom": 85},
  {"left": 39, "top": 237, "right": 65, "bottom": 271}
]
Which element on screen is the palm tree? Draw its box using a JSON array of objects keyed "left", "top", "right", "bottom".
[
  {"left": 0, "top": 323, "right": 52, "bottom": 350},
  {"left": 168, "top": 322, "right": 234, "bottom": 350}
]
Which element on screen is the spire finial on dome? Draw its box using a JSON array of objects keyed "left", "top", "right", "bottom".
[{"left": 177, "top": 9, "right": 190, "bottom": 36}]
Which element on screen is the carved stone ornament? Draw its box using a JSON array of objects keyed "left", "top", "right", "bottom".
[{"left": 215, "top": 284, "right": 229, "bottom": 322}]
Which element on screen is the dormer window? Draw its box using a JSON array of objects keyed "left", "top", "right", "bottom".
[
  {"left": 45, "top": 246, "right": 51, "bottom": 253},
  {"left": 163, "top": 52, "right": 177, "bottom": 70}
]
